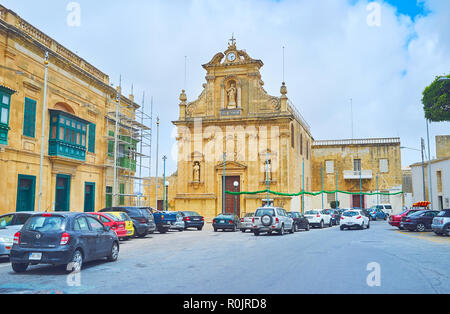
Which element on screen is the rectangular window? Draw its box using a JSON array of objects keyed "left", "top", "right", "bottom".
[
  {"left": 0, "top": 107, "right": 8, "bottom": 124},
  {"left": 379, "top": 159, "right": 389, "bottom": 173},
  {"left": 2, "top": 95, "right": 9, "bottom": 105},
  {"left": 23, "top": 98, "right": 37, "bottom": 138},
  {"left": 300, "top": 133, "right": 303, "bottom": 155},
  {"left": 325, "top": 160, "right": 334, "bottom": 174},
  {"left": 354, "top": 159, "right": 362, "bottom": 172},
  {"left": 88, "top": 123, "right": 96, "bottom": 153}
]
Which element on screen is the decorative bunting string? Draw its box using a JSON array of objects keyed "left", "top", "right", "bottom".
[{"left": 226, "top": 190, "right": 404, "bottom": 196}]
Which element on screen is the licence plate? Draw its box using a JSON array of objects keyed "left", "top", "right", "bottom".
[
  {"left": 194, "top": 218, "right": 200, "bottom": 221},
  {"left": 29, "top": 253, "right": 42, "bottom": 261},
  {"left": 220, "top": 220, "right": 225, "bottom": 223}
]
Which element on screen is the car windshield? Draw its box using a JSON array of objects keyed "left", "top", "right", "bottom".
[
  {"left": 0, "top": 215, "right": 13, "bottom": 228},
  {"left": 24, "top": 216, "right": 65, "bottom": 232},
  {"left": 305, "top": 211, "right": 318, "bottom": 215},
  {"left": 184, "top": 211, "right": 201, "bottom": 216},
  {"left": 255, "top": 208, "right": 275, "bottom": 217},
  {"left": 406, "top": 210, "right": 419, "bottom": 216},
  {"left": 245, "top": 213, "right": 254, "bottom": 217},
  {"left": 105, "top": 213, "right": 121, "bottom": 221},
  {"left": 217, "top": 215, "right": 233, "bottom": 219},
  {"left": 409, "top": 211, "right": 425, "bottom": 217},
  {"left": 437, "top": 211, "right": 450, "bottom": 218},
  {"left": 343, "top": 211, "right": 359, "bottom": 217}
]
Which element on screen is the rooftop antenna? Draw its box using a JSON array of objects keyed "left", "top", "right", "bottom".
[
  {"left": 282, "top": 46, "right": 285, "bottom": 83},
  {"left": 184, "top": 56, "right": 187, "bottom": 91}
]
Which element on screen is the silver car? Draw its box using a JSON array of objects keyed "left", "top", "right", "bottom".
[
  {"left": 252, "top": 207, "right": 294, "bottom": 236},
  {"left": 240, "top": 212, "right": 254, "bottom": 233},
  {"left": 0, "top": 212, "right": 38, "bottom": 256},
  {"left": 168, "top": 212, "right": 185, "bottom": 232}
]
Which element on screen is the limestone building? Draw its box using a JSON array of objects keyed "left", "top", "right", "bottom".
[
  {"left": 311, "top": 138, "right": 403, "bottom": 213},
  {"left": 0, "top": 5, "right": 141, "bottom": 214},
  {"left": 172, "top": 39, "right": 313, "bottom": 219}
]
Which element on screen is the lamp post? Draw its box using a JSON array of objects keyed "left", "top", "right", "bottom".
[
  {"left": 38, "top": 51, "right": 49, "bottom": 212},
  {"left": 401, "top": 142, "right": 427, "bottom": 202},
  {"left": 162, "top": 155, "right": 167, "bottom": 211},
  {"left": 165, "top": 181, "right": 169, "bottom": 212},
  {"left": 233, "top": 181, "right": 239, "bottom": 216}
]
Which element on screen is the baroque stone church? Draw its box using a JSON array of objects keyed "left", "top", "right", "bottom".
[{"left": 172, "top": 39, "right": 313, "bottom": 220}]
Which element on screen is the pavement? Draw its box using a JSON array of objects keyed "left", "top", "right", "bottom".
[{"left": 0, "top": 221, "right": 448, "bottom": 294}]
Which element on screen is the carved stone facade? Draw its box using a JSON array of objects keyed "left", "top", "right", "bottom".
[{"left": 172, "top": 39, "right": 313, "bottom": 220}]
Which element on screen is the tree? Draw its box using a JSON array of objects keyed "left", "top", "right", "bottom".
[{"left": 422, "top": 75, "right": 450, "bottom": 122}]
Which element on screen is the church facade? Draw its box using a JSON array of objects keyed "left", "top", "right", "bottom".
[{"left": 172, "top": 39, "right": 313, "bottom": 220}]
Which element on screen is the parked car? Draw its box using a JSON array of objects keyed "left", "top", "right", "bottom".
[
  {"left": 213, "top": 214, "right": 240, "bottom": 232},
  {"left": 400, "top": 210, "right": 440, "bottom": 232},
  {"left": 304, "top": 210, "right": 332, "bottom": 228},
  {"left": 367, "top": 206, "right": 388, "bottom": 221},
  {"left": 152, "top": 211, "right": 178, "bottom": 234},
  {"left": 432, "top": 209, "right": 450, "bottom": 236},
  {"left": 252, "top": 207, "right": 294, "bottom": 236},
  {"left": 240, "top": 212, "right": 255, "bottom": 233},
  {"left": 287, "top": 212, "right": 310, "bottom": 231},
  {"left": 340, "top": 210, "right": 370, "bottom": 230},
  {"left": 389, "top": 209, "right": 422, "bottom": 229},
  {"left": 100, "top": 207, "right": 156, "bottom": 237},
  {"left": 167, "top": 212, "right": 185, "bottom": 232},
  {"left": 179, "top": 211, "right": 205, "bottom": 231},
  {"left": 88, "top": 213, "right": 128, "bottom": 240},
  {"left": 0, "top": 212, "right": 40, "bottom": 257},
  {"left": 323, "top": 209, "right": 341, "bottom": 225},
  {"left": 107, "top": 212, "right": 135, "bottom": 239},
  {"left": 10, "top": 212, "right": 119, "bottom": 273}
]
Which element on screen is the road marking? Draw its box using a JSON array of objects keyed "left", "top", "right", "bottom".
[{"left": 396, "top": 231, "right": 450, "bottom": 244}]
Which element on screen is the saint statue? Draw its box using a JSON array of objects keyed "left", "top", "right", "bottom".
[
  {"left": 227, "top": 83, "right": 237, "bottom": 109},
  {"left": 193, "top": 162, "right": 201, "bottom": 182}
]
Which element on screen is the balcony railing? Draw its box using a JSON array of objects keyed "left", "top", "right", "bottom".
[{"left": 343, "top": 170, "right": 373, "bottom": 180}]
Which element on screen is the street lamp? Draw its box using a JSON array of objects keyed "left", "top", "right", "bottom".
[
  {"left": 165, "top": 181, "right": 169, "bottom": 212},
  {"left": 233, "top": 181, "right": 239, "bottom": 216},
  {"left": 162, "top": 155, "right": 167, "bottom": 211},
  {"left": 401, "top": 141, "right": 428, "bottom": 202}
]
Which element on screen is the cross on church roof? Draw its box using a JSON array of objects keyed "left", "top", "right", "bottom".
[{"left": 228, "top": 33, "right": 236, "bottom": 47}]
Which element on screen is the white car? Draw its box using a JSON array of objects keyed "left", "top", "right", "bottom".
[
  {"left": 240, "top": 212, "right": 254, "bottom": 233},
  {"left": 340, "top": 210, "right": 370, "bottom": 230},
  {"left": 252, "top": 207, "right": 294, "bottom": 236},
  {"left": 304, "top": 210, "right": 332, "bottom": 228}
]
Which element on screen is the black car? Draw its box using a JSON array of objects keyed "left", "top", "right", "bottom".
[
  {"left": 213, "top": 214, "right": 240, "bottom": 232},
  {"left": 400, "top": 210, "right": 440, "bottom": 232},
  {"left": 179, "top": 211, "right": 205, "bottom": 230},
  {"left": 324, "top": 209, "right": 341, "bottom": 225},
  {"left": 287, "top": 212, "right": 310, "bottom": 231},
  {"left": 10, "top": 212, "right": 119, "bottom": 273},
  {"left": 100, "top": 207, "right": 156, "bottom": 237}
]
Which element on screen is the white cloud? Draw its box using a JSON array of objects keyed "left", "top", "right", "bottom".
[{"left": 2, "top": 0, "right": 449, "bottom": 173}]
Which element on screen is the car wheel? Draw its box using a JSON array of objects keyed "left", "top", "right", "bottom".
[
  {"left": 254, "top": 231, "right": 260, "bottom": 236},
  {"left": 367, "top": 221, "right": 370, "bottom": 229},
  {"left": 329, "top": 220, "right": 333, "bottom": 227},
  {"left": 241, "top": 229, "right": 246, "bottom": 233},
  {"left": 66, "top": 249, "right": 83, "bottom": 273},
  {"left": 320, "top": 221, "right": 324, "bottom": 229},
  {"left": 11, "top": 262, "right": 29, "bottom": 273},
  {"left": 197, "top": 227, "right": 203, "bottom": 231},
  {"left": 232, "top": 225, "right": 237, "bottom": 232},
  {"left": 360, "top": 222, "right": 365, "bottom": 230},
  {"left": 107, "top": 242, "right": 119, "bottom": 262},
  {"left": 293, "top": 224, "right": 298, "bottom": 232},
  {"left": 214, "top": 228, "right": 217, "bottom": 232},
  {"left": 290, "top": 225, "right": 295, "bottom": 234},
  {"left": 340, "top": 226, "right": 345, "bottom": 231},
  {"left": 444, "top": 225, "right": 450, "bottom": 236},
  {"left": 416, "top": 223, "right": 426, "bottom": 232},
  {"left": 305, "top": 223, "right": 310, "bottom": 231},
  {"left": 279, "top": 225, "right": 285, "bottom": 236}
]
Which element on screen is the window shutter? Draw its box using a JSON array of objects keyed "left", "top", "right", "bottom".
[
  {"left": 88, "top": 123, "right": 96, "bottom": 153},
  {"left": 23, "top": 98, "right": 37, "bottom": 138}
]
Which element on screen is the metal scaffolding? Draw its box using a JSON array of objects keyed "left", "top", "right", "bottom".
[{"left": 104, "top": 86, "right": 153, "bottom": 208}]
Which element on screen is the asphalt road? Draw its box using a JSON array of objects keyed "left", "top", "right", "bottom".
[{"left": 0, "top": 221, "right": 448, "bottom": 294}]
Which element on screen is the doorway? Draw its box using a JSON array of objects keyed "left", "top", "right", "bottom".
[
  {"left": 84, "top": 182, "right": 95, "bottom": 212},
  {"left": 55, "top": 174, "right": 71, "bottom": 212},
  {"left": 223, "top": 176, "right": 240, "bottom": 216},
  {"left": 352, "top": 194, "right": 365, "bottom": 209},
  {"left": 16, "top": 175, "right": 36, "bottom": 212}
]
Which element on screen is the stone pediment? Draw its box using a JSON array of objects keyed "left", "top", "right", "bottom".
[{"left": 214, "top": 161, "right": 247, "bottom": 171}]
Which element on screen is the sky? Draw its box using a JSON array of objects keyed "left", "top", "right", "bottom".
[{"left": 1, "top": 0, "right": 449, "bottom": 176}]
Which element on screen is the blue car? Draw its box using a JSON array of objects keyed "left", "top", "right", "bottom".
[{"left": 368, "top": 206, "right": 388, "bottom": 221}]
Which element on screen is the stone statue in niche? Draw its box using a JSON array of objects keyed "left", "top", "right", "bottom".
[
  {"left": 226, "top": 82, "right": 237, "bottom": 109},
  {"left": 193, "top": 162, "right": 201, "bottom": 182},
  {"left": 264, "top": 160, "right": 272, "bottom": 182}
]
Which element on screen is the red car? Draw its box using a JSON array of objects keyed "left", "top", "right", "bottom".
[
  {"left": 389, "top": 209, "right": 421, "bottom": 229},
  {"left": 88, "top": 213, "right": 128, "bottom": 239}
]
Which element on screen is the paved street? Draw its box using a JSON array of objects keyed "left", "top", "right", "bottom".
[{"left": 0, "top": 221, "right": 449, "bottom": 294}]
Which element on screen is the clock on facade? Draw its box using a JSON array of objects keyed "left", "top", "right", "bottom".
[{"left": 227, "top": 52, "right": 236, "bottom": 62}]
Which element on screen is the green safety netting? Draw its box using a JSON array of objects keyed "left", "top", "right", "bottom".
[{"left": 225, "top": 189, "right": 404, "bottom": 196}]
